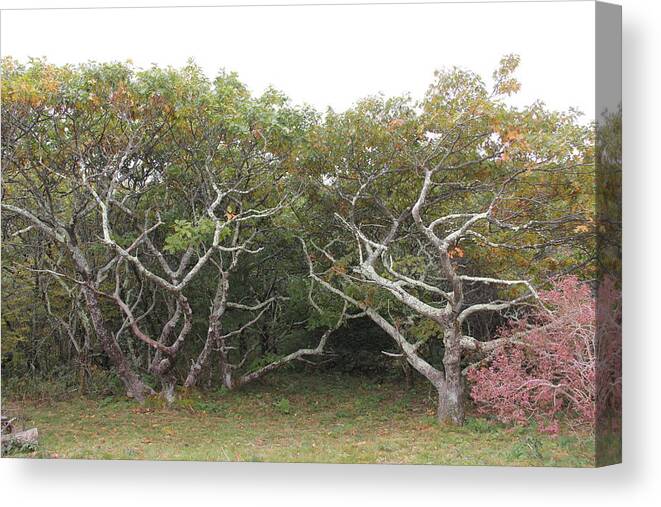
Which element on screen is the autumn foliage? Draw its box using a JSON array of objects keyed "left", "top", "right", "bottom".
[{"left": 468, "top": 276, "right": 620, "bottom": 433}]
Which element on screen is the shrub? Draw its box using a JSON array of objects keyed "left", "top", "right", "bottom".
[
  {"left": 468, "top": 276, "right": 620, "bottom": 433},
  {"left": 2, "top": 365, "right": 127, "bottom": 402},
  {"left": 273, "top": 397, "right": 292, "bottom": 415}
]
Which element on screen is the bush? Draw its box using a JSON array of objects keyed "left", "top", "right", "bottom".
[
  {"left": 2, "top": 365, "right": 126, "bottom": 402},
  {"left": 273, "top": 397, "right": 292, "bottom": 414},
  {"left": 467, "top": 276, "right": 620, "bottom": 433}
]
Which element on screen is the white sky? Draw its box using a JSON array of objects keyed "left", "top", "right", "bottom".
[{"left": 1, "top": 1, "right": 596, "bottom": 118}]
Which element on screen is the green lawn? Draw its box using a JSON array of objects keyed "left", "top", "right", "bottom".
[{"left": 2, "top": 372, "right": 595, "bottom": 466}]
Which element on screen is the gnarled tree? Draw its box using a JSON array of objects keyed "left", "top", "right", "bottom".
[
  {"left": 298, "top": 56, "right": 594, "bottom": 424},
  {"left": 1, "top": 58, "right": 342, "bottom": 401}
]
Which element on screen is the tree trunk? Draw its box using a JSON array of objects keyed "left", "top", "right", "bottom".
[
  {"left": 436, "top": 381, "right": 464, "bottom": 425},
  {"left": 78, "top": 317, "right": 93, "bottom": 395},
  {"left": 219, "top": 348, "right": 234, "bottom": 390},
  {"left": 81, "top": 284, "right": 153, "bottom": 402},
  {"left": 217, "top": 332, "right": 235, "bottom": 390},
  {"left": 401, "top": 358, "right": 413, "bottom": 389},
  {"left": 259, "top": 328, "right": 277, "bottom": 355},
  {"left": 184, "top": 337, "right": 214, "bottom": 388},
  {"left": 69, "top": 242, "right": 153, "bottom": 402},
  {"left": 438, "top": 326, "right": 465, "bottom": 425},
  {"left": 77, "top": 350, "right": 89, "bottom": 395},
  {"left": 357, "top": 306, "right": 466, "bottom": 425},
  {"left": 160, "top": 374, "right": 177, "bottom": 405},
  {"left": 184, "top": 272, "right": 228, "bottom": 389}
]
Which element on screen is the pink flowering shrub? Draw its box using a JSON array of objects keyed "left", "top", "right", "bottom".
[{"left": 467, "top": 276, "right": 617, "bottom": 433}]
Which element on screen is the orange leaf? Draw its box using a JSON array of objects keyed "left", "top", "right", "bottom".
[{"left": 448, "top": 246, "right": 464, "bottom": 259}]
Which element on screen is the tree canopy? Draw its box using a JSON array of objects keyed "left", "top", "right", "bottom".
[{"left": 1, "top": 56, "right": 599, "bottom": 426}]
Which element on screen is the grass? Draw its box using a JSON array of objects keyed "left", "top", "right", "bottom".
[{"left": 1, "top": 372, "right": 595, "bottom": 466}]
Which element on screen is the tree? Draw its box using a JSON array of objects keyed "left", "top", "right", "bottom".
[
  {"left": 2, "top": 56, "right": 596, "bottom": 418},
  {"left": 1, "top": 58, "right": 346, "bottom": 401},
  {"left": 297, "top": 56, "right": 594, "bottom": 424},
  {"left": 2, "top": 58, "right": 162, "bottom": 400}
]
